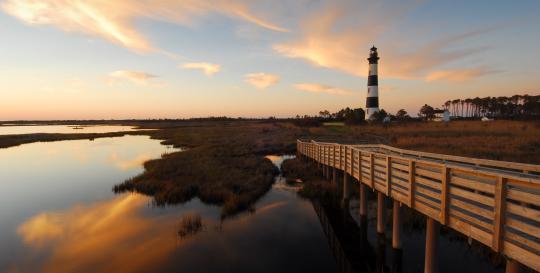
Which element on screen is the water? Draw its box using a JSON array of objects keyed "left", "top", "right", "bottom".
[
  {"left": 0, "top": 125, "right": 148, "bottom": 135},
  {"left": 0, "top": 137, "right": 339, "bottom": 273}
]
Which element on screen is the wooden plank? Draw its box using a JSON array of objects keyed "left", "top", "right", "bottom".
[
  {"left": 415, "top": 185, "right": 441, "bottom": 201},
  {"left": 415, "top": 176, "right": 442, "bottom": 191},
  {"left": 392, "top": 190, "right": 409, "bottom": 204},
  {"left": 450, "top": 208, "right": 493, "bottom": 231},
  {"left": 452, "top": 168, "right": 500, "bottom": 182},
  {"left": 373, "top": 143, "right": 540, "bottom": 173},
  {"left": 449, "top": 187, "right": 495, "bottom": 207},
  {"left": 492, "top": 177, "right": 507, "bottom": 252},
  {"left": 415, "top": 201, "right": 440, "bottom": 220},
  {"left": 451, "top": 175, "right": 495, "bottom": 194},
  {"left": 506, "top": 202, "right": 540, "bottom": 219},
  {"left": 391, "top": 185, "right": 409, "bottom": 196},
  {"left": 450, "top": 198, "right": 495, "bottom": 220},
  {"left": 392, "top": 177, "right": 409, "bottom": 191},
  {"left": 409, "top": 161, "right": 415, "bottom": 208},
  {"left": 441, "top": 166, "right": 450, "bottom": 225},
  {"left": 507, "top": 188, "right": 540, "bottom": 206},
  {"left": 416, "top": 160, "right": 443, "bottom": 169},
  {"left": 375, "top": 183, "right": 386, "bottom": 193},
  {"left": 374, "top": 158, "right": 386, "bottom": 167},
  {"left": 373, "top": 171, "right": 387, "bottom": 181},
  {"left": 506, "top": 178, "right": 540, "bottom": 190},
  {"left": 506, "top": 217, "right": 540, "bottom": 238},
  {"left": 504, "top": 241, "right": 540, "bottom": 272},
  {"left": 415, "top": 167, "right": 442, "bottom": 181},
  {"left": 448, "top": 216, "right": 493, "bottom": 247},
  {"left": 374, "top": 165, "right": 386, "bottom": 173},
  {"left": 392, "top": 169, "right": 409, "bottom": 181},
  {"left": 505, "top": 232, "right": 540, "bottom": 253},
  {"left": 392, "top": 162, "right": 409, "bottom": 172},
  {"left": 416, "top": 194, "right": 441, "bottom": 210},
  {"left": 391, "top": 157, "right": 409, "bottom": 165}
]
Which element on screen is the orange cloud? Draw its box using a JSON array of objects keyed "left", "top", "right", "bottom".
[
  {"left": 182, "top": 62, "right": 221, "bottom": 76},
  {"left": 244, "top": 73, "right": 279, "bottom": 89},
  {"left": 425, "top": 67, "right": 499, "bottom": 82},
  {"left": 273, "top": 2, "right": 495, "bottom": 82},
  {"left": 1, "top": 0, "right": 288, "bottom": 53},
  {"left": 294, "top": 83, "right": 352, "bottom": 95}
]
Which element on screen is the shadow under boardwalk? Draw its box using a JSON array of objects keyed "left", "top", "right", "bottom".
[{"left": 313, "top": 201, "right": 382, "bottom": 273}]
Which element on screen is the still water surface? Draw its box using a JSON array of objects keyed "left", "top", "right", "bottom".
[
  {"left": 0, "top": 136, "right": 339, "bottom": 273},
  {"left": 0, "top": 125, "right": 147, "bottom": 135}
]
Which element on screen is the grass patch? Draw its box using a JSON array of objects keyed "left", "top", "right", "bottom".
[{"left": 281, "top": 158, "right": 340, "bottom": 202}]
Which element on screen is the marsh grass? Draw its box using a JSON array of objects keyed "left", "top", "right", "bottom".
[
  {"left": 114, "top": 122, "right": 289, "bottom": 217},
  {"left": 281, "top": 158, "right": 340, "bottom": 202},
  {"left": 177, "top": 214, "right": 204, "bottom": 239}
]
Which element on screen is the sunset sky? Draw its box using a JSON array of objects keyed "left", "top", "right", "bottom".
[{"left": 1, "top": 0, "right": 539, "bottom": 120}]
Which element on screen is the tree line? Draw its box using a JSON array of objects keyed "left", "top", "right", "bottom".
[
  {"left": 292, "top": 94, "right": 538, "bottom": 126},
  {"left": 442, "top": 94, "right": 539, "bottom": 119}
]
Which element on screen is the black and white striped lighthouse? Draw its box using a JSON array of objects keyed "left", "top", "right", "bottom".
[{"left": 366, "top": 46, "right": 380, "bottom": 119}]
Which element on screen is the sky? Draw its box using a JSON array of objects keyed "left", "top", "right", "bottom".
[{"left": 0, "top": 0, "right": 539, "bottom": 120}]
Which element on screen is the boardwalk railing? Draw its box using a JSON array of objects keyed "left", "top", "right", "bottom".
[{"left": 297, "top": 139, "right": 540, "bottom": 272}]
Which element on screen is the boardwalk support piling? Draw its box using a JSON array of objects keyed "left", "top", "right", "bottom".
[
  {"left": 392, "top": 200, "right": 402, "bottom": 249},
  {"left": 505, "top": 259, "right": 524, "bottom": 273},
  {"left": 360, "top": 184, "right": 368, "bottom": 216},
  {"left": 377, "top": 192, "right": 385, "bottom": 235},
  {"left": 342, "top": 172, "right": 350, "bottom": 207},
  {"left": 424, "top": 217, "right": 439, "bottom": 273}
]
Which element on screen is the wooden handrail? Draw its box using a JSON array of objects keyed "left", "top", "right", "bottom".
[{"left": 297, "top": 139, "right": 540, "bottom": 271}]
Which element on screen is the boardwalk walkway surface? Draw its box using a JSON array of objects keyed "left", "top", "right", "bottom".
[{"left": 297, "top": 140, "right": 540, "bottom": 272}]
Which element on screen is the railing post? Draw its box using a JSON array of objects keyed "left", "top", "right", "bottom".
[
  {"left": 358, "top": 150, "right": 362, "bottom": 183},
  {"left": 370, "top": 153, "right": 375, "bottom": 188},
  {"left": 440, "top": 166, "right": 450, "bottom": 225},
  {"left": 387, "top": 156, "right": 392, "bottom": 196},
  {"left": 493, "top": 176, "right": 507, "bottom": 252},
  {"left": 408, "top": 160, "right": 416, "bottom": 208}
]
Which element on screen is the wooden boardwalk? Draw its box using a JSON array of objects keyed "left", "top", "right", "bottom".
[{"left": 297, "top": 140, "right": 540, "bottom": 272}]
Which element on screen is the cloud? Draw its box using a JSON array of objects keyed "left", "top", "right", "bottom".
[
  {"left": 1, "top": 0, "right": 288, "bottom": 52},
  {"left": 244, "top": 73, "right": 279, "bottom": 89},
  {"left": 425, "top": 67, "right": 500, "bottom": 82},
  {"left": 182, "top": 62, "right": 221, "bottom": 76},
  {"left": 108, "top": 70, "right": 159, "bottom": 86},
  {"left": 294, "top": 83, "right": 352, "bottom": 95},
  {"left": 273, "top": 1, "right": 495, "bottom": 82}
]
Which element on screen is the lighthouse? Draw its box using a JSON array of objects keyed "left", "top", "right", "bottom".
[{"left": 366, "top": 46, "right": 380, "bottom": 120}]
